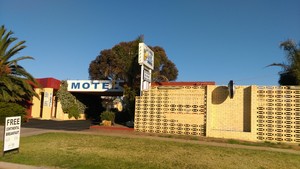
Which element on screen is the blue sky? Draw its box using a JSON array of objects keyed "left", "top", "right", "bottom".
[{"left": 1, "top": 0, "right": 300, "bottom": 85}]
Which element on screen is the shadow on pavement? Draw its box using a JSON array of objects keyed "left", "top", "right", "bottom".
[{"left": 22, "top": 119, "right": 91, "bottom": 131}]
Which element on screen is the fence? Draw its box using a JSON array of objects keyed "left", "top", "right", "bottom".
[
  {"left": 135, "top": 86, "right": 207, "bottom": 136},
  {"left": 135, "top": 85, "right": 300, "bottom": 143}
]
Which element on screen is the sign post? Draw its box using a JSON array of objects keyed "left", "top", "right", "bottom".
[
  {"left": 138, "top": 43, "right": 154, "bottom": 95},
  {"left": 3, "top": 116, "right": 21, "bottom": 156}
]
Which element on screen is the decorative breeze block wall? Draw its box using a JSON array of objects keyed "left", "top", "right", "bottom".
[
  {"left": 134, "top": 86, "right": 207, "bottom": 136},
  {"left": 135, "top": 84, "right": 300, "bottom": 143},
  {"left": 255, "top": 86, "right": 300, "bottom": 143}
]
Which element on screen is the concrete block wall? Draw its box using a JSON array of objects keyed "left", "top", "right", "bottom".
[
  {"left": 135, "top": 85, "right": 300, "bottom": 143},
  {"left": 206, "top": 85, "right": 256, "bottom": 141},
  {"left": 254, "top": 86, "right": 300, "bottom": 143},
  {"left": 135, "top": 86, "right": 207, "bottom": 136}
]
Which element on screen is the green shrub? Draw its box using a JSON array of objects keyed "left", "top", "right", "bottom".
[
  {"left": 56, "top": 81, "right": 86, "bottom": 119},
  {"left": 67, "top": 105, "right": 81, "bottom": 119},
  {"left": 100, "top": 111, "right": 115, "bottom": 122},
  {"left": 0, "top": 102, "right": 26, "bottom": 125}
]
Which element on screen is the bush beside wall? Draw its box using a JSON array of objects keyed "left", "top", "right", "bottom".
[{"left": 0, "top": 102, "right": 27, "bottom": 125}]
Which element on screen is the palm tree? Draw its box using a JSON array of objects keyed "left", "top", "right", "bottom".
[
  {"left": 267, "top": 39, "right": 300, "bottom": 85},
  {"left": 0, "top": 25, "right": 39, "bottom": 102}
]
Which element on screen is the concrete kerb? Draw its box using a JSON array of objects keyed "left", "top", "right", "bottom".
[{"left": 0, "top": 161, "right": 59, "bottom": 169}]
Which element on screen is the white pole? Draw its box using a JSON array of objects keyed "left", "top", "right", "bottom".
[
  {"left": 149, "top": 69, "right": 152, "bottom": 88},
  {"left": 140, "top": 64, "right": 144, "bottom": 96}
]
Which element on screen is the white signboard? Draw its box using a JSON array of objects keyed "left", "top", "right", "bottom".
[
  {"left": 43, "top": 92, "right": 48, "bottom": 106},
  {"left": 3, "top": 116, "right": 21, "bottom": 152},
  {"left": 142, "top": 81, "right": 150, "bottom": 91},
  {"left": 43, "top": 92, "right": 53, "bottom": 107},
  {"left": 138, "top": 43, "right": 154, "bottom": 95},
  {"left": 138, "top": 43, "right": 154, "bottom": 70},
  {"left": 49, "top": 92, "right": 53, "bottom": 107},
  {"left": 67, "top": 80, "right": 123, "bottom": 92},
  {"left": 143, "top": 68, "right": 151, "bottom": 82},
  {"left": 43, "top": 92, "right": 49, "bottom": 107}
]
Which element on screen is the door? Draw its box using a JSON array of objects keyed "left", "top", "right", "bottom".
[{"left": 39, "top": 92, "right": 44, "bottom": 118}]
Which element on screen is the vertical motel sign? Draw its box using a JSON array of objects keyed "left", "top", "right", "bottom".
[
  {"left": 138, "top": 43, "right": 154, "bottom": 95},
  {"left": 3, "top": 116, "right": 21, "bottom": 155}
]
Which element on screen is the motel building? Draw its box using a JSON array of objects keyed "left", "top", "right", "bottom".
[
  {"left": 27, "top": 42, "right": 300, "bottom": 144},
  {"left": 28, "top": 77, "right": 300, "bottom": 144},
  {"left": 29, "top": 78, "right": 124, "bottom": 120}
]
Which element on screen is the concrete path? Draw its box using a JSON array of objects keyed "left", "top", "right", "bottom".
[{"left": 0, "top": 161, "right": 59, "bottom": 169}]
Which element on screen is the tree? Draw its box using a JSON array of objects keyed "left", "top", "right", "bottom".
[
  {"left": 267, "top": 39, "right": 300, "bottom": 85},
  {"left": 152, "top": 46, "right": 178, "bottom": 82},
  {"left": 0, "top": 25, "right": 39, "bottom": 103},
  {"left": 89, "top": 36, "right": 178, "bottom": 119},
  {"left": 89, "top": 37, "right": 178, "bottom": 86}
]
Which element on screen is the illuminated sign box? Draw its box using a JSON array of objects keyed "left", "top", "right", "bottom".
[
  {"left": 67, "top": 80, "right": 123, "bottom": 92},
  {"left": 138, "top": 43, "right": 154, "bottom": 70}
]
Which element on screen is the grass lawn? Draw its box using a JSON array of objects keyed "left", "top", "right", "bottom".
[{"left": 0, "top": 132, "right": 300, "bottom": 169}]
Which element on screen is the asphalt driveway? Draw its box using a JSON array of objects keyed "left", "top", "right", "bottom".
[
  {"left": 22, "top": 119, "right": 91, "bottom": 131},
  {"left": 0, "top": 119, "right": 92, "bottom": 140}
]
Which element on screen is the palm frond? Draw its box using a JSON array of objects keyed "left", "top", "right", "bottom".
[
  {"left": 265, "top": 63, "right": 290, "bottom": 70},
  {"left": 0, "top": 37, "right": 17, "bottom": 57},
  {"left": 3, "top": 43, "right": 27, "bottom": 61},
  {"left": 0, "top": 25, "right": 39, "bottom": 102},
  {"left": 280, "top": 40, "right": 298, "bottom": 64}
]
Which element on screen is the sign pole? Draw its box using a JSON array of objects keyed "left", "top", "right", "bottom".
[
  {"left": 140, "top": 64, "right": 144, "bottom": 96},
  {"left": 138, "top": 42, "right": 154, "bottom": 96}
]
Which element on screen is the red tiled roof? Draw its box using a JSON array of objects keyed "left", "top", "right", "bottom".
[
  {"left": 36, "top": 78, "right": 60, "bottom": 89},
  {"left": 151, "top": 81, "right": 215, "bottom": 86}
]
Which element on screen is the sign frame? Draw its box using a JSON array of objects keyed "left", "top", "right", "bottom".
[
  {"left": 67, "top": 80, "right": 124, "bottom": 92},
  {"left": 138, "top": 43, "right": 154, "bottom": 70},
  {"left": 3, "top": 116, "right": 21, "bottom": 155}
]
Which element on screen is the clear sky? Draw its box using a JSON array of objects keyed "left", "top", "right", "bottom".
[{"left": 1, "top": 0, "right": 300, "bottom": 86}]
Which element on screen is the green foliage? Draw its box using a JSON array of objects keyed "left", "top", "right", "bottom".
[
  {"left": 268, "top": 39, "right": 300, "bottom": 85},
  {"left": 0, "top": 102, "right": 26, "bottom": 125},
  {"left": 100, "top": 111, "right": 115, "bottom": 122},
  {"left": 67, "top": 105, "right": 81, "bottom": 119},
  {"left": 89, "top": 36, "right": 178, "bottom": 84},
  {"left": 123, "top": 85, "right": 137, "bottom": 120},
  {"left": 56, "top": 81, "right": 86, "bottom": 119},
  {"left": 151, "top": 46, "right": 178, "bottom": 82},
  {"left": 88, "top": 36, "right": 178, "bottom": 119},
  {"left": 0, "top": 25, "right": 39, "bottom": 102}
]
